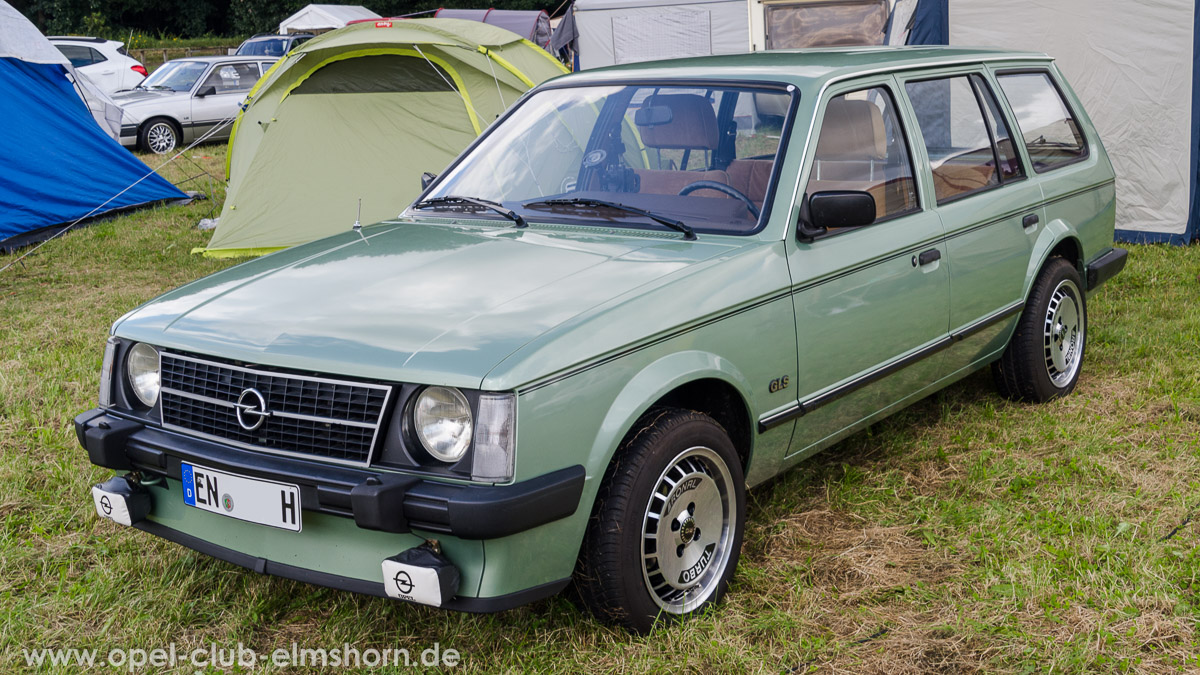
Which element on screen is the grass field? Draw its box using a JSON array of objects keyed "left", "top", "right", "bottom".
[{"left": 1, "top": 144, "right": 1199, "bottom": 672}]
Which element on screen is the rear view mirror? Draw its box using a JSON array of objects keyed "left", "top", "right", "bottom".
[
  {"left": 634, "top": 105, "right": 674, "bottom": 127},
  {"left": 195, "top": 85, "right": 216, "bottom": 98},
  {"left": 797, "top": 191, "right": 876, "bottom": 241},
  {"left": 421, "top": 172, "right": 437, "bottom": 190}
]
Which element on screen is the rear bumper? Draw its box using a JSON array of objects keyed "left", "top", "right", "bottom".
[
  {"left": 76, "top": 408, "right": 585, "bottom": 540},
  {"left": 1086, "top": 247, "right": 1128, "bottom": 291}
]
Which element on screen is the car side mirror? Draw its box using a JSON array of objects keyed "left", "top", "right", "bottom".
[
  {"left": 420, "top": 172, "right": 437, "bottom": 190},
  {"left": 797, "top": 190, "right": 876, "bottom": 241},
  {"left": 196, "top": 85, "right": 216, "bottom": 98}
]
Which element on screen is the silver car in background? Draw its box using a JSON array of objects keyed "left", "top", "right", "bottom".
[{"left": 112, "top": 55, "right": 277, "bottom": 154}]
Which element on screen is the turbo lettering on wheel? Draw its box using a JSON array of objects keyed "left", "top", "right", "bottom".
[{"left": 640, "top": 446, "right": 736, "bottom": 614}]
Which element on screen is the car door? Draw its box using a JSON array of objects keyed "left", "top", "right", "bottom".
[
  {"left": 58, "top": 44, "right": 115, "bottom": 94},
  {"left": 776, "top": 77, "right": 950, "bottom": 463},
  {"left": 82, "top": 46, "right": 119, "bottom": 93},
  {"left": 897, "top": 69, "right": 1039, "bottom": 375},
  {"left": 189, "top": 62, "right": 260, "bottom": 142}
]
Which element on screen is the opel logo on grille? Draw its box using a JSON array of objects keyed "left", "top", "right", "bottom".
[{"left": 235, "top": 388, "right": 270, "bottom": 431}]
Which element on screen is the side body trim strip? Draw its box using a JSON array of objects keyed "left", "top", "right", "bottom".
[{"left": 758, "top": 301, "right": 1024, "bottom": 432}]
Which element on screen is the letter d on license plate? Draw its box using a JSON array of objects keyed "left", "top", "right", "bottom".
[{"left": 181, "top": 463, "right": 302, "bottom": 532}]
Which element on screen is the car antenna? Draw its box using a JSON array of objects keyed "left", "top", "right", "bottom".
[{"left": 352, "top": 198, "right": 369, "bottom": 246}]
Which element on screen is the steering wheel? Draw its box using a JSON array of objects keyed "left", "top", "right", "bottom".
[{"left": 678, "top": 181, "right": 760, "bottom": 219}]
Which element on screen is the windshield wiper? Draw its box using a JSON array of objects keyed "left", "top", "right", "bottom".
[
  {"left": 523, "top": 198, "right": 696, "bottom": 240},
  {"left": 413, "top": 195, "right": 527, "bottom": 228}
]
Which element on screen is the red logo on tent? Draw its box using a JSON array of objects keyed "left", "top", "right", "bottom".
[{"left": 375, "top": 20, "right": 393, "bottom": 28}]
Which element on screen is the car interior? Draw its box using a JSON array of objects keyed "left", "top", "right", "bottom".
[
  {"left": 629, "top": 93, "right": 778, "bottom": 211},
  {"left": 803, "top": 92, "right": 918, "bottom": 222}
]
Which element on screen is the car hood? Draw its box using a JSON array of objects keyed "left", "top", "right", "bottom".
[
  {"left": 115, "top": 220, "right": 745, "bottom": 389},
  {"left": 111, "top": 89, "right": 183, "bottom": 104}
]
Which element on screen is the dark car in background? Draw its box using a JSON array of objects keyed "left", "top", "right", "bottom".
[{"left": 235, "top": 33, "right": 314, "bottom": 57}]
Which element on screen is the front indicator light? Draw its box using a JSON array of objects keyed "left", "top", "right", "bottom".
[
  {"left": 471, "top": 393, "right": 515, "bottom": 482},
  {"left": 98, "top": 337, "right": 117, "bottom": 408}
]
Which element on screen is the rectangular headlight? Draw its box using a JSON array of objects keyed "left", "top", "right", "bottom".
[
  {"left": 98, "top": 337, "right": 118, "bottom": 408},
  {"left": 471, "top": 393, "right": 515, "bottom": 483}
]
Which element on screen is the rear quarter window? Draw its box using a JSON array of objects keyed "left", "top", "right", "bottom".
[{"left": 996, "top": 71, "right": 1087, "bottom": 172}]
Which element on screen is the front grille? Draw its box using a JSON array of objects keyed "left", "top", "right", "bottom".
[{"left": 159, "top": 352, "right": 392, "bottom": 464}]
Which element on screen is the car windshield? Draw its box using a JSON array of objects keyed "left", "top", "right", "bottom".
[
  {"left": 237, "top": 38, "right": 289, "bottom": 57},
  {"left": 416, "top": 84, "right": 794, "bottom": 236},
  {"left": 140, "top": 60, "right": 208, "bottom": 92}
]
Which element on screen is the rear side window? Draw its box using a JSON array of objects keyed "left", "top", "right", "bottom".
[
  {"left": 976, "top": 78, "right": 1025, "bottom": 182},
  {"left": 200, "top": 63, "right": 260, "bottom": 94},
  {"left": 997, "top": 71, "right": 1087, "bottom": 172},
  {"left": 905, "top": 74, "right": 1023, "bottom": 204},
  {"left": 805, "top": 86, "right": 919, "bottom": 222},
  {"left": 56, "top": 44, "right": 104, "bottom": 67}
]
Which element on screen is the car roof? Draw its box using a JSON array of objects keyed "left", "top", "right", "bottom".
[
  {"left": 247, "top": 33, "right": 313, "bottom": 39},
  {"left": 564, "top": 46, "right": 1053, "bottom": 90},
  {"left": 48, "top": 36, "right": 116, "bottom": 45},
  {"left": 166, "top": 55, "right": 278, "bottom": 64}
]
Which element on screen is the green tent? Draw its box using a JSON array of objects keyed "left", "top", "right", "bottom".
[{"left": 198, "top": 18, "right": 568, "bottom": 257}]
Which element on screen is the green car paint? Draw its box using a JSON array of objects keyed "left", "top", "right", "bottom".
[{"left": 85, "top": 47, "right": 1121, "bottom": 610}]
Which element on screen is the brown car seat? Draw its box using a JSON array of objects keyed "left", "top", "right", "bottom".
[{"left": 632, "top": 94, "right": 730, "bottom": 196}]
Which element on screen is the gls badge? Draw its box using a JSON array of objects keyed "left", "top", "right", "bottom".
[{"left": 768, "top": 375, "right": 790, "bottom": 393}]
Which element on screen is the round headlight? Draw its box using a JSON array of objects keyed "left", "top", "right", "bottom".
[
  {"left": 412, "top": 386, "right": 472, "bottom": 463},
  {"left": 126, "top": 342, "right": 160, "bottom": 407}
]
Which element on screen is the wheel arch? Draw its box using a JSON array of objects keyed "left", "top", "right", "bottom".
[
  {"left": 583, "top": 351, "right": 756, "bottom": 490},
  {"left": 1024, "top": 219, "right": 1084, "bottom": 299}
]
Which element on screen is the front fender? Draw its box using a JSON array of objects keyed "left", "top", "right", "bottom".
[
  {"left": 478, "top": 351, "right": 756, "bottom": 598},
  {"left": 585, "top": 350, "right": 754, "bottom": 479}
]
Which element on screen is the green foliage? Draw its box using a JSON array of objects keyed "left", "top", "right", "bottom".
[{"left": 10, "top": 0, "right": 563, "bottom": 39}]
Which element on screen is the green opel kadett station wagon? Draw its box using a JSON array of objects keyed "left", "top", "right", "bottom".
[{"left": 78, "top": 46, "right": 1128, "bottom": 632}]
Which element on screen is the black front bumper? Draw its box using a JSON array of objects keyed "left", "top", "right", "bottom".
[{"left": 76, "top": 408, "right": 585, "bottom": 540}]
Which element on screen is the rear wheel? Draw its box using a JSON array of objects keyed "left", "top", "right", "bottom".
[
  {"left": 993, "top": 257, "right": 1087, "bottom": 402},
  {"left": 574, "top": 409, "right": 745, "bottom": 633},
  {"left": 139, "top": 118, "right": 179, "bottom": 154}
]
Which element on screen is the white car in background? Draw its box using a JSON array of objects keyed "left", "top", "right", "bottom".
[
  {"left": 48, "top": 36, "right": 147, "bottom": 95},
  {"left": 112, "top": 56, "right": 277, "bottom": 153}
]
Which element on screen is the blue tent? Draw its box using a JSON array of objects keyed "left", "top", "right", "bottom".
[
  {"left": 0, "top": 2, "right": 184, "bottom": 251},
  {"left": 909, "top": 0, "right": 1198, "bottom": 245}
]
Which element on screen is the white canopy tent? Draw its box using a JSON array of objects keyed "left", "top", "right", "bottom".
[
  {"left": 572, "top": 0, "right": 750, "bottom": 69},
  {"left": 949, "top": 0, "right": 1198, "bottom": 243},
  {"left": 278, "top": 4, "right": 380, "bottom": 34},
  {"left": 567, "top": 0, "right": 917, "bottom": 70}
]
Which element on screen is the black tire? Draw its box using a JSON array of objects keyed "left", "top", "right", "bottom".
[
  {"left": 573, "top": 408, "right": 746, "bottom": 633},
  {"left": 138, "top": 118, "right": 180, "bottom": 154},
  {"left": 993, "top": 256, "right": 1087, "bottom": 402}
]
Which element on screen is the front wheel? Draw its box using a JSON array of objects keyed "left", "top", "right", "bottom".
[
  {"left": 993, "top": 256, "right": 1087, "bottom": 402},
  {"left": 574, "top": 409, "right": 745, "bottom": 633},
  {"left": 139, "top": 119, "right": 179, "bottom": 154}
]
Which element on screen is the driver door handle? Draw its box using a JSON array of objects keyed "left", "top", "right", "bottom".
[{"left": 914, "top": 248, "right": 941, "bottom": 266}]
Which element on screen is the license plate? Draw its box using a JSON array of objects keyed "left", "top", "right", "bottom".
[{"left": 181, "top": 463, "right": 302, "bottom": 532}]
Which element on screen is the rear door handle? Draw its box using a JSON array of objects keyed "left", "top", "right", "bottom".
[
  {"left": 914, "top": 248, "right": 941, "bottom": 266},
  {"left": 1022, "top": 213, "right": 1039, "bottom": 229}
]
